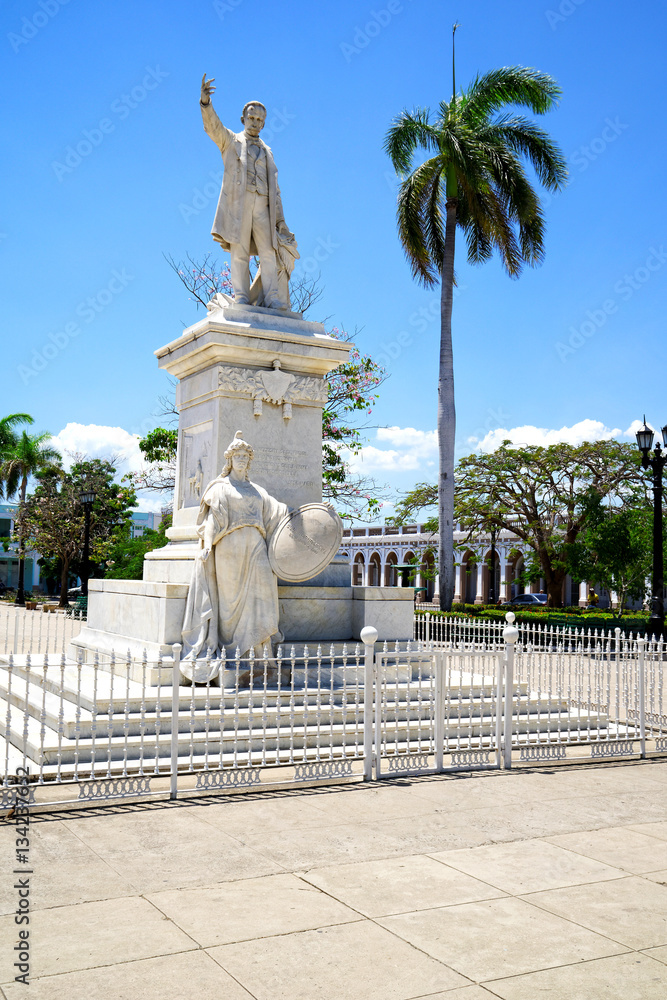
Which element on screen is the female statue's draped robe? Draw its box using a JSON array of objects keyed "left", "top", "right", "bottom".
[{"left": 181, "top": 475, "right": 288, "bottom": 673}]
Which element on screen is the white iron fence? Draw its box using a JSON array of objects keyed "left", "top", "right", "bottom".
[
  {"left": 0, "top": 604, "right": 86, "bottom": 656},
  {"left": 414, "top": 611, "right": 649, "bottom": 649},
  {"left": 1, "top": 616, "right": 666, "bottom": 812}
]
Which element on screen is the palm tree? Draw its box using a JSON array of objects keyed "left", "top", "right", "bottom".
[
  {"left": 0, "top": 414, "right": 34, "bottom": 480},
  {"left": 2, "top": 431, "right": 60, "bottom": 605},
  {"left": 385, "top": 46, "right": 567, "bottom": 610}
]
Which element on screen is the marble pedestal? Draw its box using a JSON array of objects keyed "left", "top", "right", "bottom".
[
  {"left": 71, "top": 303, "right": 414, "bottom": 671},
  {"left": 70, "top": 580, "right": 415, "bottom": 681}
]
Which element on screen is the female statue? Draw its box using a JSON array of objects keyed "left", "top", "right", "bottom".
[{"left": 181, "top": 431, "right": 288, "bottom": 674}]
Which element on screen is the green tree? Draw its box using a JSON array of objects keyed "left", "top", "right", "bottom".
[
  {"left": 0, "top": 413, "right": 34, "bottom": 456},
  {"left": 385, "top": 40, "right": 567, "bottom": 609},
  {"left": 105, "top": 521, "right": 170, "bottom": 580},
  {"left": 131, "top": 428, "right": 178, "bottom": 496},
  {"left": 1, "top": 431, "right": 61, "bottom": 605},
  {"left": 393, "top": 440, "right": 644, "bottom": 607},
  {"left": 0, "top": 413, "right": 35, "bottom": 496},
  {"left": 21, "top": 460, "right": 136, "bottom": 607},
  {"left": 565, "top": 494, "right": 652, "bottom": 615}
]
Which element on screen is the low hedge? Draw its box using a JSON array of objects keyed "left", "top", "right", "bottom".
[{"left": 415, "top": 606, "right": 650, "bottom": 637}]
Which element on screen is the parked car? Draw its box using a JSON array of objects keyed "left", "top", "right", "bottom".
[
  {"left": 67, "top": 586, "right": 83, "bottom": 598},
  {"left": 502, "top": 593, "right": 547, "bottom": 606}
]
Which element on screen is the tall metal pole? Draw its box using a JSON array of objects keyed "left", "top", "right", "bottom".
[
  {"left": 649, "top": 448, "right": 665, "bottom": 639},
  {"left": 81, "top": 502, "right": 92, "bottom": 598},
  {"left": 636, "top": 422, "right": 665, "bottom": 640}
]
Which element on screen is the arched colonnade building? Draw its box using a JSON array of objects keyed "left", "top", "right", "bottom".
[{"left": 341, "top": 523, "right": 598, "bottom": 607}]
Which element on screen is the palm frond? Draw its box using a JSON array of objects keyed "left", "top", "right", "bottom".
[
  {"left": 396, "top": 158, "right": 445, "bottom": 286},
  {"left": 384, "top": 109, "right": 440, "bottom": 177},
  {"left": 462, "top": 66, "right": 562, "bottom": 121},
  {"left": 482, "top": 115, "right": 567, "bottom": 191}
]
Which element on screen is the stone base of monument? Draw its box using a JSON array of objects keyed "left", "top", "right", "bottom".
[
  {"left": 69, "top": 577, "right": 415, "bottom": 683},
  {"left": 69, "top": 303, "right": 415, "bottom": 676}
]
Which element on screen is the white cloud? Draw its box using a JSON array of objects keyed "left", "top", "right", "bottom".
[
  {"left": 49, "top": 423, "right": 164, "bottom": 513},
  {"left": 351, "top": 418, "right": 642, "bottom": 485},
  {"left": 624, "top": 419, "right": 651, "bottom": 438},
  {"left": 376, "top": 427, "right": 438, "bottom": 451},
  {"left": 471, "top": 419, "right": 624, "bottom": 453},
  {"left": 50, "top": 423, "right": 144, "bottom": 475},
  {"left": 350, "top": 427, "right": 438, "bottom": 473}
]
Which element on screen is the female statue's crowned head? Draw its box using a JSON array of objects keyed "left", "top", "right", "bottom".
[{"left": 221, "top": 430, "right": 254, "bottom": 480}]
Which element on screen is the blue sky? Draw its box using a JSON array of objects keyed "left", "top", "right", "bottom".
[{"left": 2, "top": 0, "right": 666, "bottom": 515}]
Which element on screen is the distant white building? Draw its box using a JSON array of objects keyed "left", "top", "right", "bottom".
[
  {"left": 0, "top": 503, "right": 42, "bottom": 592},
  {"left": 0, "top": 504, "right": 163, "bottom": 593},
  {"left": 341, "top": 522, "right": 606, "bottom": 608}
]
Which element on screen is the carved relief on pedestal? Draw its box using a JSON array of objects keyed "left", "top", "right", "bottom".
[
  {"left": 180, "top": 424, "right": 212, "bottom": 508},
  {"left": 218, "top": 360, "right": 328, "bottom": 419}
]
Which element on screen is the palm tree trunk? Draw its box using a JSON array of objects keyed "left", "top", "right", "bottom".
[
  {"left": 15, "top": 476, "right": 28, "bottom": 607},
  {"left": 438, "top": 198, "right": 458, "bottom": 610}
]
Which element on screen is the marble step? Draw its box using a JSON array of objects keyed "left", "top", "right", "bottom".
[
  {"left": 0, "top": 662, "right": 529, "bottom": 716},
  {"left": 0, "top": 667, "right": 538, "bottom": 739},
  {"left": 1, "top": 693, "right": 611, "bottom": 767}
]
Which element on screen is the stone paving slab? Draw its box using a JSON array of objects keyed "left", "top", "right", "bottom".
[
  {"left": 545, "top": 824, "right": 667, "bottom": 874},
  {"left": 300, "top": 854, "right": 507, "bottom": 917},
  {"left": 0, "top": 896, "right": 195, "bottom": 982},
  {"left": 147, "top": 873, "right": 360, "bottom": 947},
  {"left": 2, "top": 759, "right": 667, "bottom": 997},
  {"left": 430, "top": 838, "right": 625, "bottom": 895},
  {"left": 207, "top": 919, "right": 470, "bottom": 999},
  {"left": 485, "top": 951, "right": 667, "bottom": 1000},
  {"left": 63, "top": 806, "right": 283, "bottom": 892},
  {"left": 378, "top": 895, "right": 626, "bottom": 981},
  {"left": 0, "top": 951, "right": 255, "bottom": 1000},
  {"left": 0, "top": 819, "right": 134, "bottom": 915},
  {"left": 521, "top": 875, "right": 667, "bottom": 950}
]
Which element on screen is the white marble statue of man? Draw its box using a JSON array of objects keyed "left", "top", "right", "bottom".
[
  {"left": 200, "top": 74, "right": 297, "bottom": 310},
  {"left": 181, "top": 431, "right": 289, "bottom": 677}
]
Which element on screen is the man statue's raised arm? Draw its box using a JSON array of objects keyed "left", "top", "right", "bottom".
[{"left": 200, "top": 73, "right": 232, "bottom": 153}]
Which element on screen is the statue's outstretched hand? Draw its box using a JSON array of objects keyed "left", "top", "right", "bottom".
[{"left": 201, "top": 74, "right": 216, "bottom": 105}]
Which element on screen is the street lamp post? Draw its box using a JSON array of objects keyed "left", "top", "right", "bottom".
[
  {"left": 78, "top": 487, "right": 97, "bottom": 599},
  {"left": 635, "top": 418, "right": 667, "bottom": 639}
]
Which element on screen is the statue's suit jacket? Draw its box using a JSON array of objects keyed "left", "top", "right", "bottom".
[{"left": 201, "top": 101, "right": 284, "bottom": 255}]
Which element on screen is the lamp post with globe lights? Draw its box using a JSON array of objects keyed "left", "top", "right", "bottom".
[{"left": 635, "top": 418, "right": 667, "bottom": 639}]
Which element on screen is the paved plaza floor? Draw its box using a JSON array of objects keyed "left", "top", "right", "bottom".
[{"left": 2, "top": 760, "right": 667, "bottom": 998}]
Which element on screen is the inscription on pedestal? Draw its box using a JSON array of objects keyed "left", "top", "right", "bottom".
[{"left": 252, "top": 445, "right": 319, "bottom": 496}]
